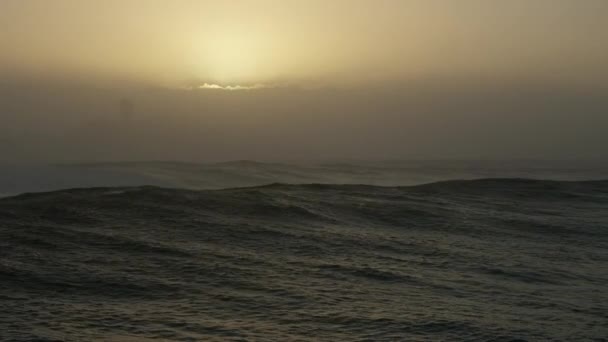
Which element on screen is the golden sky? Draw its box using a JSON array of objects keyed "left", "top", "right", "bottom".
[
  {"left": 1, "top": 1, "right": 607, "bottom": 162},
  {"left": 1, "top": 0, "right": 607, "bottom": 87}
]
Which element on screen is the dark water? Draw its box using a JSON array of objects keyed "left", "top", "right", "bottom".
[{"left": 1, "top": 179, "right": 607, "bottom": 341}]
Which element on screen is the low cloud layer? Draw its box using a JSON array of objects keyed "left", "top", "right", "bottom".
[{"left": 1, "top": 77, "right": 606, "bottom": 163}]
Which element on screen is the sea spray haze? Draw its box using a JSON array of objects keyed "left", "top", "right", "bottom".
[
  {"left": 1, "top": 1, "right": 608, "bottom": 163},
  {"left": 1, "top": 160, "right": 607, "bottom": 196}
]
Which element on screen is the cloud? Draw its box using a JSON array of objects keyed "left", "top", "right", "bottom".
[{"left": 194, "top": 83, "right": 277, "bottom": 91}]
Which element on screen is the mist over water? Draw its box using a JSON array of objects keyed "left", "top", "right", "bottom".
[
  {"left": 1, "top": 1, "right": 608, "bottom": 164},
  {"left": 1, "top": 160, "right": 607, "bottom": 197},
  {"left": 1, "top": 79, "right": 607, "bottom": 163}
]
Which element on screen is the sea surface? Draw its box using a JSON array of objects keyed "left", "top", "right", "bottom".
[
  {"left": 1, "top": 160, "right": 607, "bottom": 196},
  {"left": 1, "top": 176, "right": 607, "bottom": 341}
]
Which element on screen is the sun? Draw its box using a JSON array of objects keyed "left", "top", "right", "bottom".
[{"left": 193, "top": 29, "right": 269, "bottom": 84}]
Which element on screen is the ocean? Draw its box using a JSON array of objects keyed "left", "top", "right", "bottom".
[{"left": 1, "top": 162, "right": 607, "bottom": 341}]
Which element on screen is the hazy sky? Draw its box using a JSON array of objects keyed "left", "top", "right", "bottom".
[{"left": 1, "top": 0, "right": 607, "bottom": 162}]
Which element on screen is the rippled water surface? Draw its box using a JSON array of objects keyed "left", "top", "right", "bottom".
[{"left": 1, "top": 179, "right": 607, "bottom": 341}]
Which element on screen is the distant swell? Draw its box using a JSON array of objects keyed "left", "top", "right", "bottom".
[{"left": 1, "top": 179, "right": 607, "bottom": 341}]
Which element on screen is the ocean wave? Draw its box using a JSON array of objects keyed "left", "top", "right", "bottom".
[{"left": 1, "top": 178, "right": 607, "bottom": 341}]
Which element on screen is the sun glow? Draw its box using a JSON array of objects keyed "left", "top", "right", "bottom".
[{"left": 193, "top": 28, "right": 272, "bottom": 84}]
